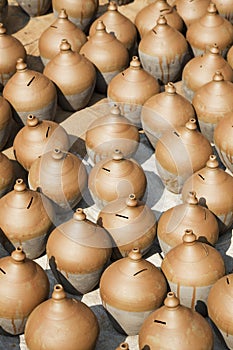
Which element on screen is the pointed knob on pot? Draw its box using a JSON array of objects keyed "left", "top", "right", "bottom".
[
  {"left": 112, "top": 149, "right": 124, "bottom": 161},
  {"left": 11, "top": 246, "right": 26, "bottom": 263},
  {"left": 0, "top": 23, "right": 6, "bottom": 35},
  {"left": 51, "top": 284, "right": 67, "bottom": 301},
  {"left": 51, "top": 148, "right": 65, "bottom": 160},
  {"left": 213, "top": 71, "right": 224, "bottom": 82},
  {"left": 209, "top": 44, "right": 220, "bottom": 55},
  {"left": 164, "top": 291, "right": 180, "bottom": 309},
  {"left": 165, "top": 82, "right": 176, "bottom": 95},
  {"left": 182, "top": 229, "right": 197, "bottom": 244},
  {"left": 95, "top": 20, "right": 106, "bottom": 33},
  {"left": 26, "top": 115, "right": 40, "bottom": 127},
  {"left": 60, "top": 39, "right": 72, "bottom": 52},
  {"left": 16, "top": 58, "right": 27, "bottom": 72},
  {"left": 206, "top": 154, "right": 219, "bottom": 168},
  {"left": 73, "top": 208, "right": 86, "bottom": 221},
  {"left": 108, "top": 1, "right": 117, "bottom": 11},
  {"left": 110, "top": 105, "right": 121, "bottom": 116},
  {"left": 58, "top": 8, "right": 68, "bottom": 19},
  {"left": 157, "top": 15, "right": 167, "bottom": 26},
  {"left": 116, "top": 343, "right": 129, "bottom": 350},
  {"left": 14, "top": 178, "right": 27, "bottom": 192},
  {"left": 185, "top": 191, "right": 198, "bottom": 205},
  {"left": 207, "top": 2, "right": 218, "bottom": 15},
  {"left": 126, "top": 193, "right": 138, "bottom": 207},
  {"left": 130, "top": 56, "right": 141, "bottom": 70},
  {"left": 185, "top": 118, "right": 197, "bottom": 131},
  {"left": 128, "top": 247, "right": 142, "bottom": 261}
]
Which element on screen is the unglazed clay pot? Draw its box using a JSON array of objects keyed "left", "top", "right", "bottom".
[
  {"left": 161, "top": 229, "right": 225, "bottom": 309},
  {"left": 182, "top": 154, "right": 233, "bottom": 233},
  {"left": 182, "top": 44, "right": 233, "bottom": 102},
  {"left": 0, "top": 152, "right": 14, "bottom": 198},
  {"left": 46, "top": 208, "right": 112, "bottom": 295},
  {"left": 0, "top": 179, "right": 55, "bottom": 259},
  {"left": 0, "top": 23, "right": 26, "bottom": 88},
  {"left": 28, "top": 148, "right": 87, "bottom": 211},
  {"left": 157, "top": 191, "right": 219, "bottom": 255},
  {"left": 192, "top": 71, "right": 233, "bottom": 143},
  {"left": 44, "top": 39, "right": 96, "bottom": 111},
  {"left": 141, "top": 82, "right": 195, "bottom": 147},
  {"left": 85, "top": 105, "right": 139, "bottom": 164},
  {"left": 97, "top": 193, "right": 156, "bottom": 260},
  {"left": 100, "top": 248, "right": 167, "bottom": 335},
  {"left": 88, "top": 149, "right": 147, "bottom": 210},
  {"left": 52, "top": 0, "right": 99, "bottom": 31},
  {"left": 212, "top": 0, "right": 233, "bottom": 23},
  {"left": 0, "top": 95, "right": 12, "bottom": 150},
  {"left": 175, "top": 0, "right": 210, "bottom": 27},
  {"left": 0, "top": 1, "right": 8, "bottom": 26},
  {"left": 39, "top": 9, "right": 87, "bottom": 66},
  {"left": 80, "top": 20, "right": 129, "bottom": 94},
  {"left": 138, "top": 15, "right": 190, "bottom": 86},
  {"left": 24, "top": 284, "right": 99, "bottom": 350},
  {"left": 227, "top": 45, "right": 233, "bottom": 69},
  {"left": 214, "top": 112, "right": 233, "bottom": 173},
  {"left": 16, "top": 0, "right": 51, "bottom": 16},
  {"left": 139, "top": 291, "right": 214, "bottom": 350},
  {"left": 186, "top": 3, "right": 233, "bottom": 58},
  {"left": 0, "top": 246, "right": 49, "bottom": 335},
  {"left": 3, "top": 58, "right": 57, "bottom": 125},
  {"left": 155, "top": 118, "right": 212, "bottom": 193},
  {"left": 107, "top": 56, "right": 160, "bottom": 128},
  {"left": 208, "top": 273, "right": 233, "bottom": 350},
  {"left": 116, "top": 343, "right": 129, "bottom": 350}
]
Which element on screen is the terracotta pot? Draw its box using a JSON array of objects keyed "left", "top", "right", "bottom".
[
  {"left": 0, "top": 23, "right": 26, "bottom": 88},
  {"left": 0, "top": 0, "right": 8, "bottom": 26},
  {"left": 85, "top": 105, "right": 139, "bottom": 164},
  {"left": 227, "top": 45, "right": 233, "bottom": 69},
  {"left": 100, "top": 248, "right": 167, "bottom": 335},
  {"left": 3, "top": 58, "right": 57, "bottom": 125},
  {"left": 39, "top": 9, "right": 87, "bottom": 66},
  {"left": 0, "top": 95, "right": 12, "bottom": 150},
  {"left": 175, "top": 0, "right": 210, "bottom": 27},
  {"left": 97, "top": 193, "right": 157, "bottom": 260},
  {"left": 107, "top": 56, "right": 160, "bottom": 128},
  {"left": 182, "top": 44, "right": 233, "bottom": 102},
  {"left": 16, "top": 0, "right": 51, "bottom": 16},
  {"left": 0, "top": 246, "right": 49, "bottom": 335},
  {"left": 139, "top": 291, "right": 214, "bottom": 350},
  {"left": 161, "top": 229, "right": 225, "bottom": 309},
  {"left": 116, "top": 343, "right": 129, "bottom": 350},
  {"left": 212, "top": 0, "right": 233, "bottom": 24},
  {"left": 182, "top": 155, "right": 233, "bottom": 233},
  {"left": 186, "top": 2, "right": 233, "bottom": 58},
  {"left": 138, "top": 15, "right": 190, "bottom": 85},
  {"left": 192, "top": 71, "right": 233, "bottom": 143},
  {"left": 141, "top": 82, "right": 195, "bottom": 147},
  {"left": 0, "top": 151, "right": 14, "bottom": 198},
  {"left": 46, "top": 208, "right": 112, "bottom": 295},
  {"left": 88, "top": 149, "right": 147, "bottom": 210},
  {"left": 80, "top": 20, "right": 129, "bottom": 94},
  {"left": 24, "top": 284, "right": 99, "bottom": 350}
]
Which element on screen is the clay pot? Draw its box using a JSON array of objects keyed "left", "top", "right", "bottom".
[
  {"left": 0, "top": 95, "right": 12, "bottom": 150},
  {"left": 107, "top": 56, "right": 160, "bottom": 128},
  {"left": 139, "top": 291, "right": 214, "bottom": 350},
  {"left": 3, "top": 58, "right": 57, "bottom": 125},
  {"left": 80, "top": 20, "right": 129, "bottom": 94},
  {"left": 97, "top": 193, "right": 157, "bottom": 260},
  {"left": 0, "top": 1, "right": 8, "bottom": 26},
  {"left": 155, "top": 118, "right": 213, "bottom": 193},
  {"left": 138, "top": 15, "right": 190, "bottom": 86},
  {"left": 182, "top": 44, "right": 233, "bottom": 102},
  {"left": 0, "top": 246, "right": 49, "bottom": 335},
  {"left": 24, "top": 284, "right": 99, "bottom": 350},
  {"left": 85, "top": 105, "right": 139, "bottom": 165},
  {"left": 141, "top": 82, "right": 195, "bottom": 147},
  {"left": 186, "top": 3, "right": 233, "bottom": 58},
  {"left": 116, "top": 343, "right": 129, "bottom": 350},
  {"left": 192, "top": 71, "right": 233, "bottom": 143},
  {"left": 175, "top": 0, "right": 210, "bottom": 27},
  {"left": 214, "top": 112, "right": 233, "bottom": 173},
  {"left": 52, "top": 0, "right": 99, "bottom": 31},
  {"left": 0, "top": 152, "right": 14, "bottom": 198},
  {"left": 13, "top": 114, "right": 70, "bottom": 171},
  {"left": 161, "top": 229, "right": 225, "bottom": 309},
  {"left": 0, "top": 23, "right": 26, "bottom": 88},
  {"left": 212, "top": 0, "right": 233, "bottom": 24},
  {"left": 16, "top": 0, "right": 51, "bottom": 16},
  {"left": 182, "top": 154, "right": 233, "bottom": 233},
  {"left": 227, "top": 45, "right": 233, "bottom": 69},
  {"left": 208, "top": 273, "right": 233, "bottom": 350},
  {"left": 39, "top": 9, "right": 87, "bottom": 66},
  {"left": 100, "top": 248, "right": 167, "bottom": 335},
  {"left": 44, "top": 39, "right": 96, "bottom": 111},
  {"left": 88, "top": 149, "right": 147, "bottom": 210},
  {"left": 157, "top": 191, "right": 219, "bottom": 254},
  {"left": 135, "top": 0, "right": 184, "bottom": 38}
]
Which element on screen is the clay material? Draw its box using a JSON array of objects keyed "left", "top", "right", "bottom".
[
  {"left": 0, "top": 151, "right": 14, "bottom": 198},
  {"left": 0, "top": 95, "right": 12, "bottom": 150},
  {"left": 16, "top": 0, "right": 51, "bottom": 16}
]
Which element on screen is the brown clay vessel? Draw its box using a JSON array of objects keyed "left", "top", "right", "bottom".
[
  {"left": 116, "top": 343, "right": 129, "bottom": 350},
  {"left": 0, "top": 151, "right": 14, "bottom": 198},
  {"left": 0, "top": 95, "right": 12, "bottom": 150},
  {"left": 16, "top": 0, "right": 51, "bottom": 16},
  {"left": 227, "top": 45, "right": 233, "bottom": 69},
  {"left": 175, "top": 0, "right": 210, "bottom": 27},
  {"left": 212, "top": 0, "right": 233, "bottom": 24}
]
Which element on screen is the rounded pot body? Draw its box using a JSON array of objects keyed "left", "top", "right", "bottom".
[
  {"left": 16, "top": 0, "right": 51, "bottom": 16},
  {"left": 0, "top": 95, "right": 12, "bottom": 150},
  {"left": 175, "top": 0, "right": 210, "bottom": 27},
  {"left": 0, "top": 152, "right": 14, "bottom": 198}
]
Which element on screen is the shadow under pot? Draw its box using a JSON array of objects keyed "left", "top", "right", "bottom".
[{"left": 0, "top": 95, "right": 12, "bottom": 151}]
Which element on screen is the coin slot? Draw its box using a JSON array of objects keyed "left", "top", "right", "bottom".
[
  {"left": 0, "top": 268, "right": 6, "bottom": 274},
  {"left": 152, "top": 29, "right": 157, "bottom": 35},
  {"left": 198, "top": 174, "right": 205, "bottom": 180},
  {"left": 173, "top": 131, "right": 180, "bottom": 137},
  {"left": 50, "top": 25, "right": 57, "bottom": 28},
  {"left": 227, "top": 277, "right": 230, "bottom": 284},
  {"left": 102, "top": 167, "right": 110, "bottom": 172},
  {"left": 154, "top": 320, "right": 166, "bottom": 325},
  {"left": 46, "top": 126, "right": 50, "bottom": 138},
  {"left": 115, "top": 214, "right": 129, "bottom": 219},
  {"left": 27, "top": 197, "right": 33, "bottom": 209},
  {"left": 27, "top": 76, "right": 35, "bottom": 86},
  {"left": 133, "top": 268, "right": 148, "bottom": 276}
]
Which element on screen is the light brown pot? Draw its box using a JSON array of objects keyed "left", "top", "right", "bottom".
[
  {"left": 16, "top": 0, "right": 51, "bottom": 16},
  {"left": 0, "top": 95, "right": 12, "bottom": 150},
  {"left": 116, "top": 343, "right": 129, "bottom": 350},
  {"left": 175, "top": 0, "right": 210, "bottom": 27},
  {"left": 0, "top": 151, "right": 14, "bottom": 198},
  {"left": 227, "top": 45, "right": 233, "bottom": 69},
  {"left": 212, "top": 0, "right": 233, "bottom": 24}
]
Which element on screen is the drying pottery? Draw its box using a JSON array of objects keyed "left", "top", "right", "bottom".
[
  {"left": 85, "top": 105, "right": 139, "bottom": 164},
  {"left": 24, "top": 284, "right": 99, "bottom": 350},
  {"left": 161, "top": 229, "right": 225, "bottom": 309},
  {"left": 0, "top": 95, "right": 12, "bottom": 150},
  {"left": 227, "top": 45, "right": 233, "bottom": 69},
  {"left": 157, "top": 191, "right": 219, "bottom": 255},
  {"left": 13, "top": 114, "right": 70, "bottom": 171},
  {"left": 28, "top": 148, "right": 88, "bottom": 211},
  {"left": 0, "top": 246, "right": 49, "bottom": 335},
  {"left": 3, "top": 58, "right": 57, "bottom": 125},
  {"left": 80, "top": 20, "right": 129, "bottom": 94},
  {"left": 39, "top": 9, "right": 87, "bottom": 66},
  {"left": 0, "top": 152, "right": 14, "bottom": 198},
  {"left": 139, "top": 291, "right": 214, "bottom": 350},
  {"left": 116, "top": 343, "right": 129, "bottom": 350},
  {"left": 0, "top": 23, "right": 26, "bottom": 88},
  {"left": 155, "top": 118, "right": 212, "bottom": 194},
  {"left": 97, "top": 193, "right": 156, "bottom": 260},
  {"left": 100, "top": 248, "right": 167, "bottom": 335},
  {"left": 0, "top": 1, "right": 8, "bottom": 25},
  {"left": 16, "top": 0, "right": 51, "bottom": 16},
  {"left": 175, "top": 0, "right": 210, "bottom": 27},
  {"left": 192, "top": 71, "right": 233, "bottom": 143},
  {"left": 0, "top": 178, "right": 54, "bottom": 259},
  {"left": 88, "top": 149, "right": 147, "bottom": 210},
  {"left": 186, "top": 3, "right": 233, "bottom": 58},
  {"left": 138, "top": 15, "right": 190, "bottom": 85},
  {"left": 182, "top": 155, "right": 233, "bottom": 233},
  {"left": 44, "top": 39, "right": 96, "bottom": 111},
  {"left": 212, "top": 0, "right": 233, "bottom": 23},
  {"left": 107, "top": 56, "right": 160, "bottom": 128},
  {"left": 46, "top": 208, "right": 112, "bottom": 295},
  {"left": 141, "top": 82, "right": 195, "bottom": 147}
]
